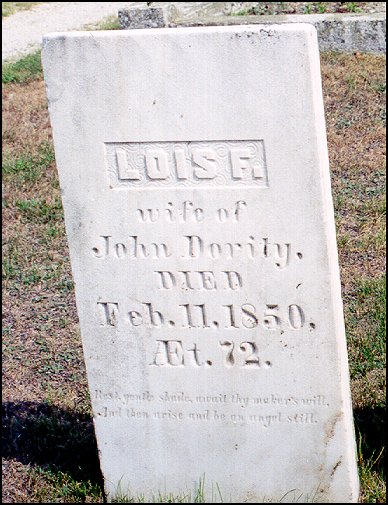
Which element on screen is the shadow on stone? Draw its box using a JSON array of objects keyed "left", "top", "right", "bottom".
[{"left": 2, "top": 401, "right": 103, "bottom": 485}]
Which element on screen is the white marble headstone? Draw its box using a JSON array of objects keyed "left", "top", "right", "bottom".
[{"left": 42, "top": 25, "right": 359, "bottom": 502}]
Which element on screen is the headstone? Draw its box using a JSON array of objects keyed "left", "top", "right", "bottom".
[{"left": 42, "top": 25, "right": 359, "bottom": 502}]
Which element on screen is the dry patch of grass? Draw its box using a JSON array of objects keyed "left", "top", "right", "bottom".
[
  {"left": 83, "top": 14, "right": 121, "bottom": 31},
  {"left": 2, "top": 52, "right": 386, "bottom": 502},
  {"left": 321, "top": 52, "right": 386, "bottom": 406},
  {"left": 2, "top": 2, "right": 49, "bottom": 18},
  {"left": 1, "top": 459, "right": 34, "bottom": 503},
  {"left": 321, "top": 52, "right": 386, "bottom": 504},
  {"left": 2, "top": 59, "right": 102, "bottom": 502},
  {"left": 2, "top": 78, "right": 50, "bottom": 153},
  {"left": 322, "top": 53, "right": 386, "bottom": 289}
]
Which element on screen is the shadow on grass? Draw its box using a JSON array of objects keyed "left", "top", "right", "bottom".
[
  {"left": 354, "top": 405, "right": 386, "bottom": 473},
  {"left": 2, "top": 401, "right": 103, "bottom": 485},
  {"left": 2, "top": 401, "right": 385, "bottom": 489}
]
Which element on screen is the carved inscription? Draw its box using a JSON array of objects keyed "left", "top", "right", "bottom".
[
  {"left": 105, "top": 140, "right": 268, "bottom": 188},
  {"left": 92, "top": 194, "right": 315, "bottom": 374},
  {"left": 136, "top": 200, "right": 246, "bottom": 223},
  {"left": 93, "top": 389, "right": 330, "bottom": 428},
  {"left": 97, "top": 301, "right": 308, "bottom": 331},
  {"left": 91, "top": 234, "right": 298, "bottom": 270},
  {"left": 95, "top": 127, "right": 317, "bottom": 435}
]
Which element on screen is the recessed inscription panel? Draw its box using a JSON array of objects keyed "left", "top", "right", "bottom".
[{"left": 105, "top": 140, "right": 268, "bottom": 188}]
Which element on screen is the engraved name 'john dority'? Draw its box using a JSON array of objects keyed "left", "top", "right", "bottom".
[
  {"left": 105, "top": 140, "right": 268, "bottom": 187},
  {"left": 92, "top": 235, "right": 303, "bottom": 269}
]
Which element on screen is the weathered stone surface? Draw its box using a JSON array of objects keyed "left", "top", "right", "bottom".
[
  {"left": 173, "top": 12, "right": 386, "bottom": 53},
  {"left": 118, "top": 6, "right": 166, "bottom": 29},
  {"left": 118, "top": 3, "right": 234, "bottom": 30},
  {"left": 316, "top": 13, "right": 386, "bottom": 53},
  {"left": 42, "top": 25, "right": 359, "bottom": 502}
]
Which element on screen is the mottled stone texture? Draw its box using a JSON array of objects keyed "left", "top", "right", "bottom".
[
  {"left": 173, "top": 12, "right": 386, "bottom": 53},
  {"left": 316, "top": 14, "right": 386, "bottom": 53},
  {"left": 118, "top": 7, "right": 166, "bottom": 29}
]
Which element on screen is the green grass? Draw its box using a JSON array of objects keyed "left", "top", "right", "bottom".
[
  {"left": 347, "top": 277, "right": 386, "bottom": 378},
  {"left": 358, "top": 434, "right": 386, "bottom": 503},
  {"left": 83, "top": 14, "right": 121, "bottom": 31},
  {"left": 2, "top": 142, "right": 55, "bottom": 184},
  {"left": 2, "top": 50, "right": 43, "bottom": 83},
  {"left": 2, "top": 140, "right": 64, "bottom": 291},
  {"left": 31, "top": 468, "right": 103, "bottom": 503},
  {"left": 14, "top": 197, "right": 63, "bottom": 224},
  {"left": 105, "top": 474, "right": 222, "bottom": 503},
  {"left": 2, "top": 2, "right": 46, "bottom": 18},
  {"left": 345, "top": 2, "right": 362, "bottom": 13},
  {"left": 28, "top": 469, "right": 218, "bottom": 503},
  {"left": 234, "top": 2, "right": 367, "bottom": 16},
  {"left": 93, "top": 14, "right": 121, "bottom": 30}
]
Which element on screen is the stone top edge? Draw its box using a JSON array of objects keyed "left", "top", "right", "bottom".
[
  {"left": 42, "top": 22, "right": 317, "bottom": 42},
  {"left": 197, "top": 11, "right": 386, "bottom": 24}
]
